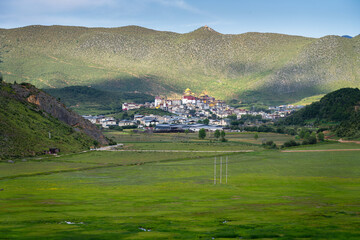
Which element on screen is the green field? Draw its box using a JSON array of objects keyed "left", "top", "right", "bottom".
[
  {"left": 1, "top": 139, "right": 360, "bottom": 239},
  {"left": 104, "top": 130, "right": 295, "bottom": 145}
]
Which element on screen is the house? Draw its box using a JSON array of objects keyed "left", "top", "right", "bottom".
[
  {"left": 139, "top": 116, "right": 156, "bottom": 125},
  {"left": 118, "top": 120, "right": 136, "bottom": 127},
  {"left": 101, "top": 118, "right": 117, "bottom": 128},
  {"left": 82, "top": 115, "right": 99, "bottom": 124},
  {"left": 155, "top": 124, "right": 190, "bottom": 132},
  {"left": 122, "top": 102, "right": 142, "bottom": 111},
  {"left": 144, "top": 119, "right": 159, "bottom": 127}
]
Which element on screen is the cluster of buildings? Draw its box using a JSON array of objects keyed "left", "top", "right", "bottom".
[
  {"left": 82, "top": 113, "right": 228, "bottom": 130},
  {"left": 82, "top": 115, "right": 118, "bottom": 128},
  {"left": 154, "top": 88, "right": 224, "bottom": 117},
  {"left": 84, "top": 88, "right": 304, "bottom": 130},
  {"left": 152, "top": 88, "right": 303, "bottom": 120}
]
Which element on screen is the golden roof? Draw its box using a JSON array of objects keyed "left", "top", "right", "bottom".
[{"left": 184, "top": 88, "right": 193, "bottom": 96}]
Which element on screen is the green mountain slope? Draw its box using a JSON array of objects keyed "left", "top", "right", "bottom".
[
  {"left": 0, "top": 25, "right": 359, "bottom": 105},
  {"left": 45, "top": 86, "right": 153, "bottom": 115},
  {"left": 0, "top": 81, "right": 108, "bottom": 159},
  {"left": 281, "top": 88, "right": 360, "bottom": 138}
]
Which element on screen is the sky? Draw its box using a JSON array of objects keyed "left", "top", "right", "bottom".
[{"left": 0, "top": 0, "right": 359, "bottom": 38}]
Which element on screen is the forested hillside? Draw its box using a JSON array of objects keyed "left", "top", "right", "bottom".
[
  {"left": 45, "top": 86, "right": 153, "bottom": 115},
  {"left": 281, "top": 88, "right": 360, "bottom": 138},
  {"left": 0, "top": 25, "right": 359, "bottom": 105}
]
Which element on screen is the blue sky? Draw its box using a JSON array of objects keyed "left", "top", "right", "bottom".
[{"left": 0, "top": 0, "right": 359, "bottom": 38}]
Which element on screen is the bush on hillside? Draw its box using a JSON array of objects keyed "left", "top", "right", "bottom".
[
  {"left": 282, "top": 140, "right": 300, "bottom": 148},
  {"left": 317, "top": 132, "right": 325, "bottom": 142},
  {"left": 262, "top": 140, "right": 277, "bottom": 149}
]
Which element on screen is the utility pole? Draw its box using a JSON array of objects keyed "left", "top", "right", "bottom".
[
  {"left": 220, "top": 157, "right": 222, "bottom": 184},
  {"left": 226, "top": 156, "right": 228, "bottom": 184},
  {"left": 49, "top": 132, "right": 51, "bottom": 139},
  {"left": 214, "top": 157, "right": 216, "bottom": 184}
]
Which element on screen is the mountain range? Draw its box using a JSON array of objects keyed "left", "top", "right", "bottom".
[{"left": 0, "top": 25, "right": 359, "bottom": 106}]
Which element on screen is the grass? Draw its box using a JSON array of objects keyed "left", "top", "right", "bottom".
[
  {"left": 1, "top": 142, "right": 360, "bottom": 239},
  {"left": 104, "top": 130, "right": 295, "bottom": 147},
  {"left": 0, "top": 84, "right": 94, "bottom": 159},
  {"left": 287, "top": 141, "right": 360, "bottom": 150},
  {"left": 290, "top": 94, "right": 326, "bottom": 106},
  {"left": 226, "top": 132, "right": 295, "bottom": 145},
  {"left": 121, "top": 142, "right": 260, "bottom": 151},
  {"left": 0, "top": 160, "right": 95, "bottom": 178}
]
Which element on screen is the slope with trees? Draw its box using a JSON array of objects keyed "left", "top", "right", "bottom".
[{"left": 280, "top": 88, "right": 360, "bottom": 138}]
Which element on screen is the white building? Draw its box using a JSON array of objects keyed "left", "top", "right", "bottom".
[{"left": 122, "top": 103, "right": 142, "bottom": 111}]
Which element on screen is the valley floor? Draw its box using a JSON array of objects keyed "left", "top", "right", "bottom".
[{"left": 1, "top": 132, "right": 360, "bottom": 239}]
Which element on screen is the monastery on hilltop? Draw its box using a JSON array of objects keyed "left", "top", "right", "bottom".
[{"left": 155, "top": 88, "right": 219, "bottom": 108}]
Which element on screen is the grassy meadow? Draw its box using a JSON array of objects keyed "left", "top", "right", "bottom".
[
  {"left": 1, "top": 132, "right": 360, "bottom": 239},
  {"left": 104, "top": 130, "right": 295, "bottom": 146}
]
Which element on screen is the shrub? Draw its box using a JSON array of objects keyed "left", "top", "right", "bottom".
[
  {"left": 317, "top": 132, "right": 325, "bottom": 142},
  {"left": 220, "top": 130, "right": 226, "bottom": 138},
  {"left": 308, "top": 135, "right": 317, "bottom": 144},
  {"left": 282, "top": 140, "right": 299, "bottom": 148},
  {"left": 299, "top": 129, "right": 306, "bottom": 139},
  {"left": 108, "top": 138, "right": 117, "bottom": 145},
  {"left": 93, "top": 140, "right": 100, "bottom": 147},
  {"left": 214, "top": 129, "right": 220, "bottom": 139},
  {"left": 199, "top": 128, "right": 206, "bottom": 139},
  {"left": 262, "top": 140, "right": 277, "bottom": 149},
  {"left": 302, "top": 139, "right": 309, "bottom": 145},
  {"left": 122, "top": 125, "right": 137, "bottom": 129},
  {"left": 109, "top": 125, "right": 123, "bottom": 131}
]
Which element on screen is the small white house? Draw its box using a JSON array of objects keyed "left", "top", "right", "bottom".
[{"left": 118, "top": 120, "right": 136, "bottom": 127}]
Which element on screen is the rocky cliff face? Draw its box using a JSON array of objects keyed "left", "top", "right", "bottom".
[{"left": 11, "top": 83, "right": 108, "bottom": 145}]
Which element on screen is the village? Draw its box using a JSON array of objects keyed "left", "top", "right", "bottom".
[{"left": 83, "top": 88, "right": 304, "bottom": 132}]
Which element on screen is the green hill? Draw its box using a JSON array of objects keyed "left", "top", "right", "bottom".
[
  {"left": 281, "top": 88, "right": 360, "bottom": 138},
  {"left": 0, "top": 25, "right": 359, "bottom": 106},
  {"left": 45, "top": 86, "right": 153, "bottom": 115},
  {"left": 0, "top": 81, "right": 108, "bottom": 159}
]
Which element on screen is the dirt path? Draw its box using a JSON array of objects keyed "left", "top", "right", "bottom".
[
  {"left": 338, "top": 139, "right": 360, "bottom": 144},
  {"left": 281, "top": 149, "right": 360, "bottom": 152},
  {"left": 107, "top": 150, "right": 254, "bottom": 153},
  {"left": 95, "top": 144, "right": 124, "bottom": 151}
]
